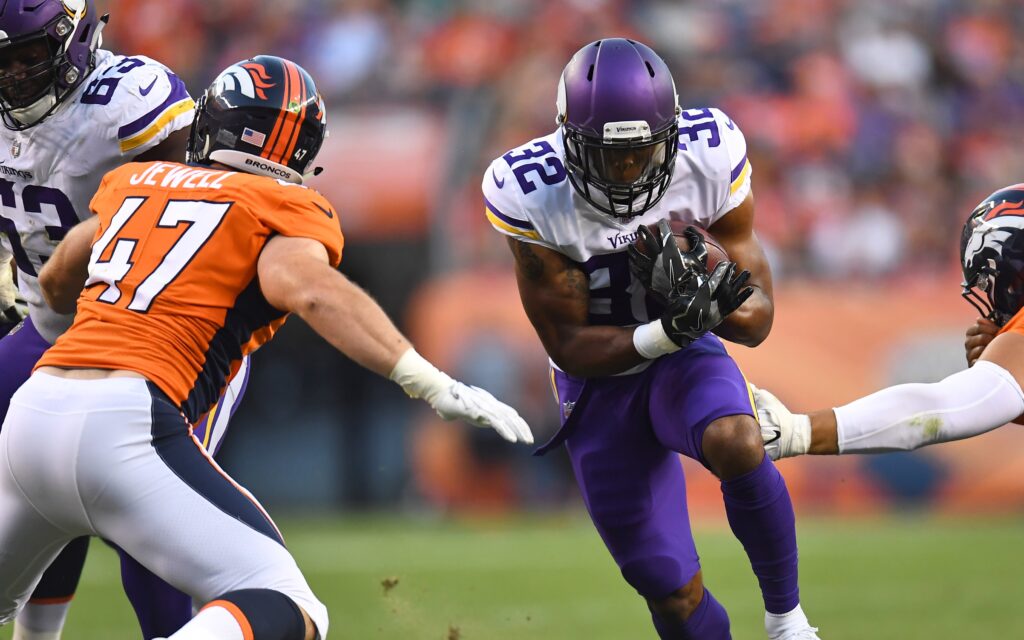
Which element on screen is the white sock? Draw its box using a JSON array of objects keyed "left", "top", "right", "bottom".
[
  {"left": 13, "top": 601, "right": 73, "bottom": 640},
  {"left": 167, "top": 605, "right": 247, "bottom": 640},
  {"left": 765, "top": 603, "right": 812, "bottom": 638}
]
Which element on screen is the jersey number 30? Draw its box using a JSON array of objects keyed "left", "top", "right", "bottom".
[{"left": 86, "top": 198, "right": 229, "bottom": 312}]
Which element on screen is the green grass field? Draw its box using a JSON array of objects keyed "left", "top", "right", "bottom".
[{"left": 1, "top": 513, "right": 1020, "bottom": 639}]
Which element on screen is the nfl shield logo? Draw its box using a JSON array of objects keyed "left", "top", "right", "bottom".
[{"left": 11, "top": 140, "right": 21, "bottom": 158}]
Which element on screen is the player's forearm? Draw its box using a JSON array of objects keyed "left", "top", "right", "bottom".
[
  {"left": 38, "top": 218, "right": 97, "bottom": 314},
  {"left": 830, "top": 362, "right": 1024, "bottom": 454},
  {"left": 544, "top": 325, "right": 648, "bottom": 378},
  {"left": 713, "top": 287, "right": 773, "bottom": 346},
  {"left": 295, "top": 273, "right": 411, "bottom": 378}
]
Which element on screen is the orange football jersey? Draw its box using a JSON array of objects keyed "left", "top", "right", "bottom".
[{"left": 39, "top": 161, "right": 344, "bottom": 421}]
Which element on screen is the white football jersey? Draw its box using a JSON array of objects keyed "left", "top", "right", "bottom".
[
  {"left": 484, "top": 107, "right": 752, "bottom": 331},
  {"left": 0, "top": 50, "right": 195, "bottom": 343}
]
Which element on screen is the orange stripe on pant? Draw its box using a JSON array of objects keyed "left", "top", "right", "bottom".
[
  {"left": 189, "top": 432, "right": 285, "bottom": 543},
  {"left": 202, "top": 599, "right": 254, "bottom": 640}
]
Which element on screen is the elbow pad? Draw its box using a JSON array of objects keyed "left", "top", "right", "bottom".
[{"left": 835, "top": 361, "right": 1024, "bottom": 454}]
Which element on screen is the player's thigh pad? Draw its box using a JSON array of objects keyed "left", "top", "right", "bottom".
[
  {"left": 647, "top": 334, "right": 756, "bottom": 464},
  {"left": 558, "top": 369, "right": 699, "bottom": 599},
  {"left": 0, "top": 317, "right": 51, "bottom": 422}
]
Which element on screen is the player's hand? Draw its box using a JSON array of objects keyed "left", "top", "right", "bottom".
[
  {"left": 751, "top": 384, "right": 811, "bottom": 460},
  {"left": 0, "top": 262, "right": 27, "bottom": 338},
  {"left": 659, "top": 261, "right": 753, "bottom": 347},
  {"left": 965, "top": 317, "right": 999, "bottom": 367},
  {"left": 628, "top": 220, "right": 707, "bottom": 303},
  {"left": 430, "top": 381, "right": 534, "bottom": 445}
]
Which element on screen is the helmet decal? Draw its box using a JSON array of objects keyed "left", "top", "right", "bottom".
[{"left": 961, "top": 185, "right": 1024, "bottom": 325}]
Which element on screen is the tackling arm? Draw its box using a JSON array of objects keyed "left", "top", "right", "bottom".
[
  {"left": 756, "top": 331, "right": 1024, "bottom": 458},
  {"left": 258, "top": 235, "right": 532, "bottom": 444},
  {"left": 708, "top": 193, "right": 774, "bottom": 346},
  {"left": 38, "top": 216, "right": 99, "bottom": 314},
  {"left": 508, "top": 237, "right": 648, "bottom": 377}
]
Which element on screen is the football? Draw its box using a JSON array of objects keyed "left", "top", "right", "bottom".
[{"left": 635, "top": 219, "right": 730, "bottom": 271}]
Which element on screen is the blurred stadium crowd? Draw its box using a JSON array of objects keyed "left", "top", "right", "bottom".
[{"left": 100, "top": 0, "right": 1024, "bottom": 512}]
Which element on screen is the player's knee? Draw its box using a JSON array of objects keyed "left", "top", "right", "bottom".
[
  {"left": 702, "top": 415, "right": 764, "bottom": 480},
  {"left": 202, "top": 588, "right": 324, "bottom": 640},
  {"left": 648, "top": 571, "right": 705, "bottom": 623}
]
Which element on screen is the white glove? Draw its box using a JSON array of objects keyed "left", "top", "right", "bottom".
[
  {"left": 751, "top": 384, "right": 811, "bottom": 460},
  {"left": 0, "top": 260, "right": 27, "bottom": 323},
  {"left": 389, "top": 348, "right": 534, "bottom": 445}
]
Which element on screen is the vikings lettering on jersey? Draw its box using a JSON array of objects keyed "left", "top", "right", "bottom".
[
  {"left": 0, "top": 50, "right": 195, "bottom": 343},
  {"left": 483, "top": 107, "right": 751, "bottom": 332}
]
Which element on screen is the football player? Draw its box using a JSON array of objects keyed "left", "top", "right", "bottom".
[
  {"left": 0, "top": 1, "right": 246, "bottom": 638},
  {"left": 485, "top": 39, "right": 820, "bottom": 639},
  {"left": 757, "top": 184, "right": 1024, "bottom": 459},
  {"left": 0, "top": 55, "right": 532, "bottom": 640}
]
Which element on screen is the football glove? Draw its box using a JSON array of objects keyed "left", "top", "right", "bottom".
[
  {"left": 627, "top": 220, "right": 708, "bottom": 303},
  {"left": 390, "top": 348, "right": 533, "bottom": 444},
  {"left": 430, "top": 381, "right": 533, "bottom": 444},
  {"left": 0, "top": 260, "right": 27, "bottom": 337},
  {"left": 751, "top": 384, "right": 811, "bottom": 460},
  {"left": 659, "top": 260, "right": 753, "bottom": 347}
]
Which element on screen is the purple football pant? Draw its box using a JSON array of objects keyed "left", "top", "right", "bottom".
[
  {"left": 551, "top": 334, "right": 756, "bottom": 598},
  {"left": 0, "top": 317, "right": 247, "bottom": 638}
]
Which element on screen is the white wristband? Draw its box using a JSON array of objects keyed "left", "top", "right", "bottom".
[
  {"left": 632, "top": 320, "right": 682, "bottom": 360},
  {"left": 388, "top": 348, "right": 454, "bottom": 404}
]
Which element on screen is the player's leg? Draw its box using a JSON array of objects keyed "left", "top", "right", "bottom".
[
  {"left": 0, "top": 378, "right": 93, "bottom": 628},
  {"left": 115, "top": 355, "right": 252, "bottom": 639},
  {"left": 649, "top": 336, "right": 817, "bottom": 639},
  {"left": 78, "top": 380, "right": 325, "bottom": 640},
  {"left": 0, "top": 319, "right": 91, "bottom": 640},
  {"left": 553, "top": 370, "right": 731, "bottom": 639}
]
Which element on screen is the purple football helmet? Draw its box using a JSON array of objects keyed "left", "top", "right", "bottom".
[
  {"left": 557, "top": 38, "right": 680, "bottom": 218},
  {"left": 0, "top": 0, "right": 105, "bottom": 130},
  {"left": 961, "top": 183, "right": 1024, "bottom": 325}
]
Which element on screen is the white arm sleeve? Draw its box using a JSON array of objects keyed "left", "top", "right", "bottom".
[{"left": 835, "top": 361, "right": 1024, "bottom": 453}]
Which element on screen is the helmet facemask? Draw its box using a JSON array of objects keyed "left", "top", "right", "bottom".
[{"left": 562, "top": 119, "right": 678, "bottom": 218}]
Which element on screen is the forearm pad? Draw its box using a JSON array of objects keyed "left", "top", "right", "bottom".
[{"left": 835, "top": 361, "right": 1024, "bottom": 454}]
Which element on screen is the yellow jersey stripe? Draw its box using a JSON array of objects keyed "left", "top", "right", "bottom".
[
  {"left": 729, "top": 159, "right": 751, "bottom": 195},
  {"left": 119, "top": 98, "right": 195, "bottom": 153},
  {"left": 486, "top": 207, "right": 541, "bottom": 240}
]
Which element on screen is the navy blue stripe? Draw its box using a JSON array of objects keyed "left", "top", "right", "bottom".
[
  {"left": 148, "top": 382, "right": 284, "bottom": 547},
  {"left": 484, "top": 196, "right": 535, "bottom": 230},
  {"left": 182, "top": 277, "right": 285, "bottom": 424},
  {"left": 730, "top": 154, "right": 748, "bottom": 182},
  {"left": 118, "top": 71, "right": 191, "bottom": 140}
]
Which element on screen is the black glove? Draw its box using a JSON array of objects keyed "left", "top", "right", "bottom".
[
  {"left": 660, "top": 261, "right": 754, "bottom": 347},
  {"left": 627, "top": 220, "right": 708, "bottom": 303}
]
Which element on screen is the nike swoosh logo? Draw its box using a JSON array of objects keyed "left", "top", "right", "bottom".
[
  {"left": 314, "top": 203, "right": 334, "bottom": 219},
  {"left": 492, "top": 170, "right": 505, "bottom": 189},
  {"left": 763, "top": 429, "right": 781, "bottom": 445},
  {"left": 139, "top": 76, "right": 158, "bottom": 96}
]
